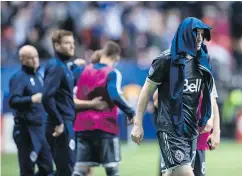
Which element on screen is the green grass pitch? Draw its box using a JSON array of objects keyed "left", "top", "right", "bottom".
[{"left": 1, "top": 140, "right": 242, "bottom": 176}]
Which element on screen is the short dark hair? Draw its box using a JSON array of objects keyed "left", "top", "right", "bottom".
[
  {"left": 102, "top": 41, "right": 121, "bottom": 59},
  {"left": 51, "top": 29, "right": 73, "bottom": 46},
  {"left": 90, "top": 50, "right": 102, "bottom": 63}
]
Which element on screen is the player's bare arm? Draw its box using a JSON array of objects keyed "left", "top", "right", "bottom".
[
  {"left": 131, "top": 79, "right": 157, "bottom": 145},
  {"left": 208, "top": 96, "right": 220, "bottom": 150},
  {"left": 200, "top": 96, "right": 216, "bottom": 134},
  {"left": 74, "top": 97, "right": 108, "bottom": 111},
  {"left": 73, "top": 85, "right": 108, "bottom": 111}
]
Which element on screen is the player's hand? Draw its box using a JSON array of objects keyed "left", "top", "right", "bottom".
[
  {"left": 31, "top": 93, "right": 42, "bottom": 103},
  {"left": 74, "top": 58, "right": 86, "bottom": 66},
  {"left": 53, "top": 123, "right": 64, "bottom": 137},
  {"left": 207, "top": 130, "right": 220, "bottom": 150},
  {"left": 131, "top": 123, "right": 144, "bottom": 145},
  {"left": 200, "top": 118, "right": 213, "bottom": 134},
  {"left": 91, "top": 97, "right": 108, "bottom": 111}
]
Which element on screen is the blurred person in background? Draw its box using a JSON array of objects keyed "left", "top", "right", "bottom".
[
  {"left": 230, "top": 1, "right": 242, "bottom": 72},
  {"left": 71, "top": 49, "right": 107, "bottom": 176},
  {"left": 131, "top": 17, "right": 215, "bottom": 176},
  {"left": 42, "top": 29, "right": 106, "bottom": 176},
  {"left": 9, "top": 45, "right": 53, "bottom": 176},
  {"left": 72, "top": 41, "right": 135, "bottom": 176},
  {"left": 42, "top": 29, "right": 77, "bottom": 176}
]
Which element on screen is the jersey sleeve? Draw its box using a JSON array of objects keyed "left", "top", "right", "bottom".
[
  {"left": 147, "top": 57, "right": 166, "bottom": 85},
  {"left": 107, "top": 69, "right": 135, "bottom": 119},
  {"left": 42, "top": 64, "right": 64, "bottom": 125},
  {"left": 9, "top": 74, "right": 32, "bottom": 108}
]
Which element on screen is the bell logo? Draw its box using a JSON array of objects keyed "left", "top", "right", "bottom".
[{"left": 183, "top": 79, "right": 202, "bottom": 93}]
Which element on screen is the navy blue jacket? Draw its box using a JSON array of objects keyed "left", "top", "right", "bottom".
[
  {"left": 73, "top": 63, "right": 135, "bottom": 119},
  {"left": 170, "top": 17, "right": 213, "bottom": 136},
  {"left": 42, "top": 57, "right": 75, "bottom": 125},
  {"left": 9, "top": 66, "right": 45, "bottom": 126}
]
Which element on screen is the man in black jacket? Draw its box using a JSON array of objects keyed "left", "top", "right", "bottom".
[{"left": 9, "top": 45, "right": 53, "bottom": 176}]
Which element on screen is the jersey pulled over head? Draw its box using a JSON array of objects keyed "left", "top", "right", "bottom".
[
  {"left": 169, "top": 17, "right": 213, "bottom": 136},
  {"left": 171, "top": 17, "right": 211, "bottom": 61}
]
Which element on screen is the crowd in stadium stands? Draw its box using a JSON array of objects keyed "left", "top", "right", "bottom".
[{"left": 1, "top": 1, "right": 242, "bottom": 137}]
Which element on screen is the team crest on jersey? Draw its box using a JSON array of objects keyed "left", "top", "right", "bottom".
[
  {"left": 30, "top": 78, "right": 35, "bottom": 86},
  {"left": 148, "top": 67, "right": 154, "bottom": 76},
  {"left": 175, "top": 150, "right": 184, "bottom": 162},
  {"left": 69, "top": 139, "right": 75, "bottom": 151},
  {"left": 30, "top": 151, "right": 37, "bottom": 162}
]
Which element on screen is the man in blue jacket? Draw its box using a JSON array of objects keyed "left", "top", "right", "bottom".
[
  {"left": 131, "top": 17, "right": 216, "bottom": 176},
  {"left": 42, "top": 29, "right": 78, "bottom": 176},
  {"left": 9, "top": 45, "right": 53, "bottom": 176},
  {"left": 42, "top": 30, "right": 106, "bottom": 176}
]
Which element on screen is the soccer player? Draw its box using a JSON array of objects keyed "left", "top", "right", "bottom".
[
  {"left": 42, "top": 30, "right": 106, "bottom": 176},
  {"left": 68, "top": 50, "right": 107, "bottom": 176},
  {"left": 194, "top": 84, "right": 220, "bottom": 176},
  {"left": 9, "top": 45, "right": 53, "bottom": 176},
  {"left": 153, "top": 82, "right": 220, "bottom": 176},
  {"left": 72, "top": 41, "right": 135, "bottom": 176},
  {"left": 79, "top": 49, "right": 107, "bottom": 176},
  {"left": 131, "top": 17, "right": 215, "bottom": 176}
]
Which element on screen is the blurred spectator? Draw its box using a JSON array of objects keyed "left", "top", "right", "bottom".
[
  {"left": 230, "top": 1, "right": 242, "bottom": 72},
  {"left": 2, "top": 1, "right": 232, "bottom": 64},
  {"left": 1, "top": 1, "right": 242, "bottom": 129}
]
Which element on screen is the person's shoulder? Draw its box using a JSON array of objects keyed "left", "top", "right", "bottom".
[
  {"left": 112, "top": 68, "right": 122, "bottom": 77},
  {"left": 106, "top": 68, "right": 121, "bottom": 81},
  {"left": 151, "top": 49, "right": 171, "bottom": 66},
  {"left": 10, "top": 69, "right": 25, "bottom": 83},
  {"left": 45, "top": 58, "right": 63, "bottom": 71},
  {"left": 11, "top": 69, "right": 24, "bottom": 79},
  {"left": 48, "top": 58, "right": 64, "bottom": 66},
  {"left": 73, "top": 64, "right": 85, "bottom": 74},
  {"left": 155, "top": 49, "right": 171, "bottom": 61}
]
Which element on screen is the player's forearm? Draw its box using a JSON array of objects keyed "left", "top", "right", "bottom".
[
  {"left": 135, "top": 80, "right": 156, "bottom": 126},
  {"left": 212, "top": 101, "right": 220, "bottom": 133},
  {"left": 9, "top": 96, "right": 32, "bottom": 108},
  {"left": 112, "top": 95, "right": 135, "bottom": 119},
  {"left": 74, "top": 98, "right": 94, "bottom": 109},
  {"left": 135, "top": 93, "right": 149, "bottom": 125}
]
